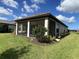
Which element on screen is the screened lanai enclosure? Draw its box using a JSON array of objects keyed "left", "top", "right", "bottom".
[
  {"left": 15, "top": 13, "right": 68, "bottom": 37},
  {"left": 16, "top": 19, "right": 45, "bottom": 37}
]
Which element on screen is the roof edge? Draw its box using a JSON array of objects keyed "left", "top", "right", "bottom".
[{"left": 15, "top": 12, "right": 68, "bottom": 27}]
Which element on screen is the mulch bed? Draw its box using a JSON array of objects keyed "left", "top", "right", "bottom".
[{"left": 30, "top": 38, "right": 56, "bottom": 46}]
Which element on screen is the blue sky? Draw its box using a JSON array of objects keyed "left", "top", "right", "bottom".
[{"left": 0, "top": 0, "right": 79, "bottom": 30}]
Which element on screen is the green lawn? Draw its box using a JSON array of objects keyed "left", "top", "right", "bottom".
[{"left": 0, "top": 32, "right": 79, "bottom": 59}]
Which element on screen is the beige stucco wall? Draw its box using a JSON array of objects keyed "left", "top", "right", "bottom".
[{"left": 56, "top": 22, "right": 68, "bottom": 36}]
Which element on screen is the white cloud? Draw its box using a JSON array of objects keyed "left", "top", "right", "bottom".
[
  {"left": 17, "top": 16, "right": 23, "bottom": 19},
  {"left": 21, "top": 13, "right": 27, "bottom": 17},
  {"left": 7, "top": 8, "right": 13, "bottom": 13},
  {"left": 13, "top": 14, "right": 17, "bottom": 18},
  {"left": 13, "top": 13, "right": 27, "bottom": 20},
  {"left": 1, "top": 0, "right": 18, "bottom": 8},
  {"left": 23, "top": 1, "right": 34, "bottom": 13},
  {"left": 0, "top": 7, "right": 17, "bottom": 20},
  {"left": 56, "top": 15, "right": 76, "bottom": 23},
  {"left": 56, "top": 0, "right": 79, "bottom": 13},
  {"left": 21, "top": 8, "right": 24, "bottom": 12},
  {"left": 31, "top": 0, "right": 45, "bottom": 4},
  {"left": 14, "top": 16, "right": 23, "bottom": 20},
  {"left": 23, "top": 1, "right": 40, "bottom": 13},
  {"left": 0, "top": 7, "right": 13, "bottom": 15},
  {"left": 31, "top": 4, "right": 40, "bottom": 11},
  {"left": 0, "top": 17, "right": 8, "bottom": 20}
]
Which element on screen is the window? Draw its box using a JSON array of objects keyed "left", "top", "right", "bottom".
[{"left": 57, "top": 28, "right": 59, "bottom": 34}]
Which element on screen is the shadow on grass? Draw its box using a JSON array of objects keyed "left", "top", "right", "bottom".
[{"left": 0, "top": 45, "right": 32, "bottom": 59}]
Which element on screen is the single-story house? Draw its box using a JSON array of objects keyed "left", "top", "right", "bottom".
[
  {"left": 15, "top": 13, "right": 69, "bottom": 37},
  {"left": 0, "top": 20, "right": 15, "bottom": 33}
]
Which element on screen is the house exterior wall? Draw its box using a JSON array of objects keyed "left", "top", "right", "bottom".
[
  {"left": 48, "top": 19, "right": 55, "bottom": 36},
  {"left": 0, "top": 23, "right": 8, "bottom": 33},
  {"left": 48, "top": 17, "right": 68, "bottom": 37},
  {"left": 15, "top": 17, "right": 68, "bottom": 37},
  {"left": 56, "top": 22, "right": 68, "bottom": 36}
]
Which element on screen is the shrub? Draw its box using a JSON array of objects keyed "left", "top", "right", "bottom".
[
  {"left": 32, "top": 25, "right": 47, "bottom": 42},
  {"left": 32, "top": 25, "right": 56, "bottom": 43},
  {"left": 42, "top": 35, "right": 51, "bottom": 43},
  {"left": 41, "top": 35, "right": 56, "bottom": 43}
]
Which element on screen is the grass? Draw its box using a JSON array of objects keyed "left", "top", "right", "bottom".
[{"left": 0, "top": 32, "right": 79, "bottom": 59}]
